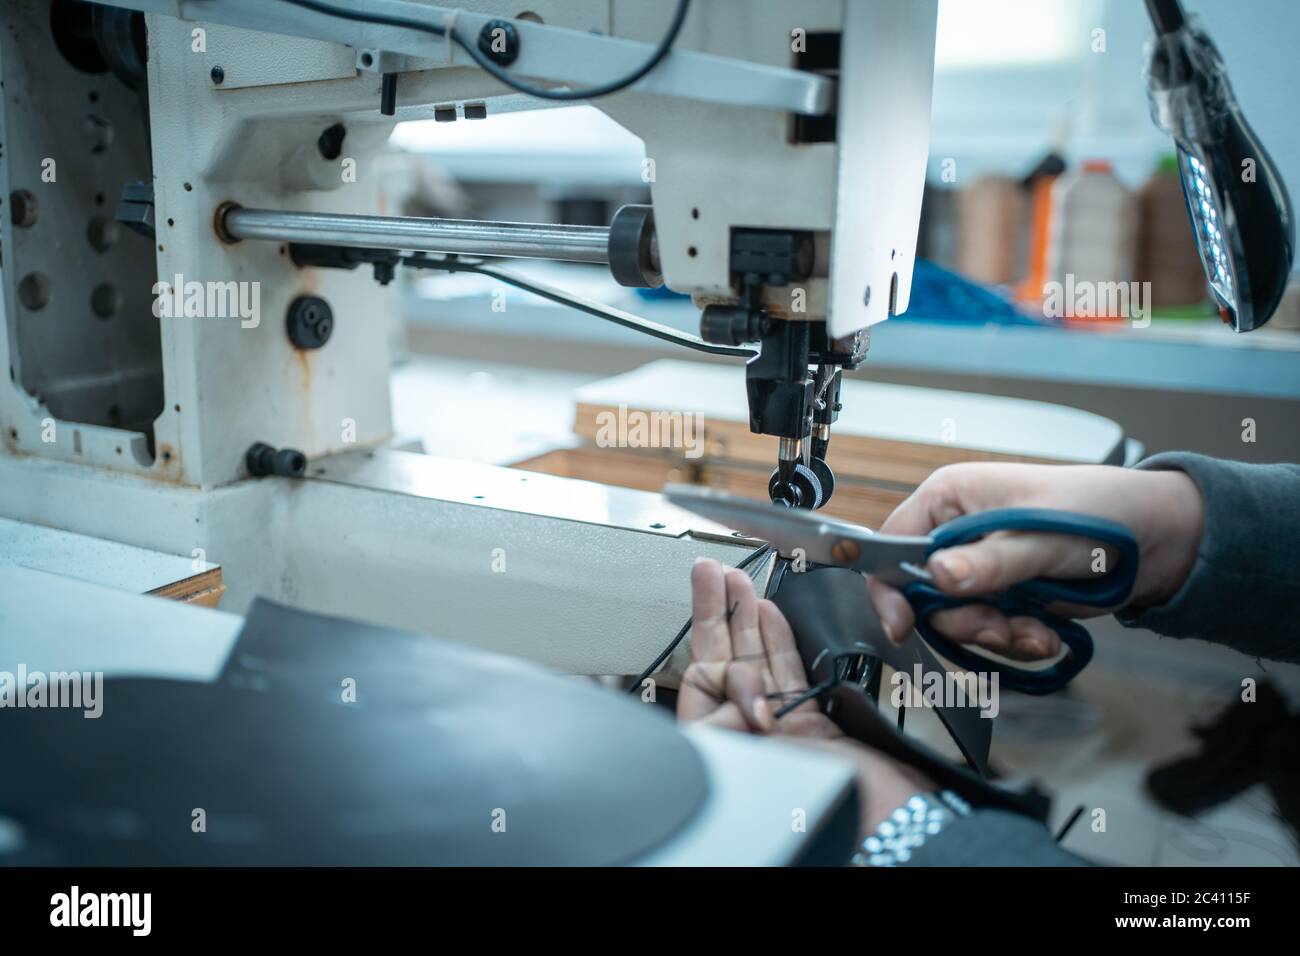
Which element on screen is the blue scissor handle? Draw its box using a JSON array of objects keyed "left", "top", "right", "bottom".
[
  {"left": 926, "top": 508, "right": 1140, "bottom": 608},
  {"left": 901, "top": 583, "right": 1096, "bottom": 695},
  {"left": 900, "top": 508, "right": 1139, "bottom": 694}
]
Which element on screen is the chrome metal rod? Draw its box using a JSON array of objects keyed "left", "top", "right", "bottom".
[{"left": 222, "top": 207, "right": 611, "bottom": 263}]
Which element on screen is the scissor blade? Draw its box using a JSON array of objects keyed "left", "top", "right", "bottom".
[{"left": 664, "top": 484, "right": 930, "bottom": 577}]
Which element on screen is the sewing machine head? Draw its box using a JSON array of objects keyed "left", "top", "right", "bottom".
[{"left": 0, "top": 0, "right": 939, "bottom": 502}]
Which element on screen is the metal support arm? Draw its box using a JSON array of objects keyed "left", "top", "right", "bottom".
[{"left": 87, "top": 0, "right": 833, "bottom": 115}]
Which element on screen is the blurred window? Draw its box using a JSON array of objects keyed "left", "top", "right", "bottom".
[{"left": 935, "top": 0, "right": 1086, "bottom": 70}]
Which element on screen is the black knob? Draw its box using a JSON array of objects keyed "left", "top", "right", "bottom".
[
  {"left": 478, "top": 19, "right": 521, "bottom": 65},
  {"left": 286, "top": 295, "right": 334, "bottom": 350},
  {"left": 700, "top": 305, "right": 769, "bottom": 346},
  {"left": 246, "top": 442, "right": 307, "bottom": 479}
]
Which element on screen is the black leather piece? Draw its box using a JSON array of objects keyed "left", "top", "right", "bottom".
[
  {"left": 772, "top": 566, "right": 993, "bottom": 774},
  {"left": 771, "top": 567, "right": 1045, "bottom": 819},
  {"left": 0, "top": 601, "right": 710, "bottom": 865},
  {"left": 822, "top": 684, "right": 1044, "bottom": 820}
]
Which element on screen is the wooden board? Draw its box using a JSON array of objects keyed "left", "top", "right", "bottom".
[
  {"left": 571, "top": 359, "right": 1126, "bottom": 484},
  {"left": 511, "top": 359, "right": 1125, "bottom": 528},
  {"left": 512, "top": 447, "right": 698, "bottom": 492},
  {"left": 147, "top": 568, "right": 228, "bottom": 608}
]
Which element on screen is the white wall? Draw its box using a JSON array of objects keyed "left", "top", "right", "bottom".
[{"left": 931, "top": 0, "right": 1300, "bottom": 215}]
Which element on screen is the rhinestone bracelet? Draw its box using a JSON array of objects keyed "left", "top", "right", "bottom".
[{"left": 851, "top": 790, "right": 973, "bottom": 867}]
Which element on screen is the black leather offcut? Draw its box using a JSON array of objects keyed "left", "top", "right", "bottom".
[
  {"left": 0, "top": 600, "right": 713, "bottom": 865},
  {"left": 771, "top": 566, "right": 1048, "bottom": 821}
]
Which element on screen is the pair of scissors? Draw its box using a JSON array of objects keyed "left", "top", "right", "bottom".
[{"left": 664, "top": 484, "right": 1140, "bottom": 695}]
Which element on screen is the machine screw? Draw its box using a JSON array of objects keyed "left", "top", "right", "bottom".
[
  {"left": 210, "top": 65, "right": 224, "bottom": 85},
  {"left": 478, "top": 19, "right": 521, "bottom": 65},
  {"left": 830, "top": 538, "right": 861, "bottom": 564},
  {"left": 285, "top": 295, "right": 334, "bottom": 349},
  {"left": 246, "top": 442, "right": 307, "bottom": 479}
]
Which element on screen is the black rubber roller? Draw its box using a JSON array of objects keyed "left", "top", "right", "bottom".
[
  {"left": 607, "top": 204, "right": 662, "bottom": 288},
  {"left": 809, "top": 456, "right": 836, "bottom": 507}
]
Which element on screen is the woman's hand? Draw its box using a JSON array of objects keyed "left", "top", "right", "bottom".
[
  {"left": 677, "top": 556, "right": 840, "bottom": 738},
  {"left": 679, "top": 557, "right": 932, "bottom": 833},
  {"left": 867, "top": 463, "right": 1204, "bottom": 660}
]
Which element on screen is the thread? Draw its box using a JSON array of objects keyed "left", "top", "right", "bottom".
[
  {"left": 1135, "top": 154, "right": 1211, "bottom": 310},
  {"left": 957, "top": 175, "right": 1025, "bottom": 285},
  {"left": 1043, "top": 160, "right": 1137, "bottom": 324}
]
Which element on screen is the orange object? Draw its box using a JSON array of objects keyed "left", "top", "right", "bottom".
[{"left": 1016, "top": 175, "right": 1057, "bottom": 305}]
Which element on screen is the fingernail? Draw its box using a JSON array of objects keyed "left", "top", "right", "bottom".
[
  {"left": 752, "top": 696, "right": 774, "bottom": 732},
  {"left": 975, "top": 628, "right": 1002, "bottom": 648},
  {"left": 881, "top": 617, "right": 897, "bottom": 644},
  {"left": 1015, "top": 635, "right": 1047, "bottom": 657},
  {"left": 935, "top": 554, "right": 974, "bottom": 590}
]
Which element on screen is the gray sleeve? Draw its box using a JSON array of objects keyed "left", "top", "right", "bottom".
[
  {"left": 907, "top": 810, "right": 1089, "bottom": 866},
  {"left": 1119, "top": 452, "right": 1300, "bottom": 662}
]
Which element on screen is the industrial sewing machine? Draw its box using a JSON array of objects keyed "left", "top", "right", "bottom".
[{"left": 0, "top": 0, "right": 941, "bottom": 865}]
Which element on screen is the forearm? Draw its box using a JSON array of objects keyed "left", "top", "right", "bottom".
[{"left": 1121, "top": 453, "right": 1300, "bottom": 661}]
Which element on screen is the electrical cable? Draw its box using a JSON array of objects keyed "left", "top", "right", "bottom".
[
  {"left": 773, "top": 678, "right": 833, "bottom": 719},
  {"left": 281, "top": 0, "right": 448, "bottom": 36},
  {"left": 402, "top": 254, "right": 754, "bottom": 358},
  {"left": 457, "top": 0, "right": 691, "bottom": 101},
  {"left": 281, "top": 0, "right": 691, "bottom": 102},
  {"left": 626, "top": 545, "right": 771, "bottom": 696},
  {"left": 1054, "top": 804, "right": 1085, "bottom": 843}
]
